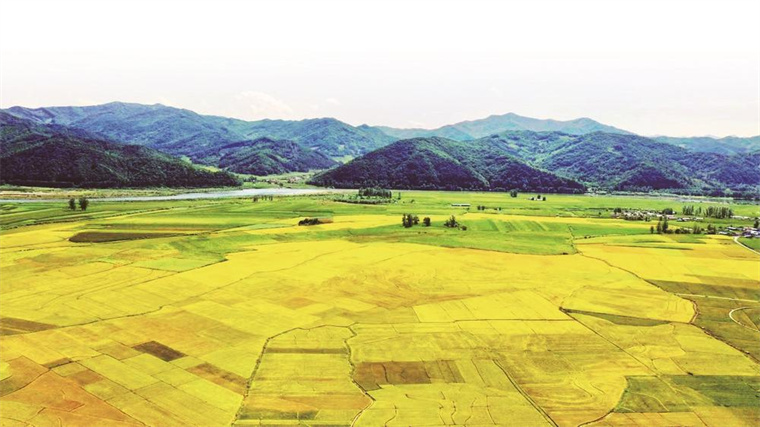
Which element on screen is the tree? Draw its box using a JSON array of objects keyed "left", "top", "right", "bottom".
[
  {"left": 423, "top": 217, "right": 431, "bottom": 227},
  {"left": 662, "top": 216, "right": 669, "bottom": 232},
  {"left": 754, "top": 219, "right": 759, "bottom": 229},
  {"left": 650, "top": 225, "right": 654, "bottom": 234},
  {"left": 444, "top": 215, "right": 458, "bottom": 228},
  {"left": 510, "top": 190, "right": 518, "bottom": 198},
  {"left": 542, "top": 196, "right": 546, "bottom": 201},
  {"left": 656, "top": 219, "right": 663, "bottom": 234},
  {"left": 78, "top": 197, "right": 89, "bottom": 211},
  {"left": 68, "top": 198, "right": 76, "bottom": 211},
  {"left": 402, "top": 214, "right": 417, "bottom": 228}
]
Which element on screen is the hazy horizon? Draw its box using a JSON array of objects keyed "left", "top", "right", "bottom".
[
  {"left": 1, "top": 0, "right": 759, "bottom": 138},
  {"left": 6, "top": 99, "right": 760, "bottom": 139}
]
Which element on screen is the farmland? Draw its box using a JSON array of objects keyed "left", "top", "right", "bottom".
[{"left": 0, "top": 191, "right": 758, "bottom": 427}]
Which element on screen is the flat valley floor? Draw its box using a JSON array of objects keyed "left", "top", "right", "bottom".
[{"left": 0, "top": 192, "right": 758, "bottom": 427}]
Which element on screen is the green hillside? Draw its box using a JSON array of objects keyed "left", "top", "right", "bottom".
[
  {"left": 480, "top": 131, "right": 760, "bottom": 194},
  {"left": 4, "top": 103, "right": 393, "bottom": 160},
  {"left": 0, "top": 113, "right": 241, "bottom": 188},
  {"left": 212, "top": 137, "right": 337, "bottom": 175},
  {"left": 309, "top": 137, "right": 585, "bottom": 193}
]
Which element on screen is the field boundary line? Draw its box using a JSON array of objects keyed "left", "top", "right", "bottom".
[
  {"left": 493, "top": 359, "right": 559, "bottom": 427},
  {"left": 346, "top": 324, "right": 375, "bottom": 427},
  {"left": 728, "top": 307, "right": 760, "bottom": 332},
  {"left": 734, "top": 236, "right": 760, "bottom": 256}
]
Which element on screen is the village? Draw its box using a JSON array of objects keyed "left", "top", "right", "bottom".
[{"left": 611, "top": 207, "right": 760, "bottom": 238}]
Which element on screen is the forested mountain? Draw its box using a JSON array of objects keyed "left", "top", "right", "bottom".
[
  {"left": 4, "top": 103, "right": 759, "bottom": 194},
  {"left": 653, "top": 135, "right": 760, "bottom": 155},
  {"left": 310, "top": 131, "right": 759, "bottom": 194},
  {"left": 4, "top": 103, "right": 394, "bottom": 161},
  {"left": 477, "top": 131, "right": 760, "bottom": 193},
  {"left": 0, "top": 112, "right": 241, "bottom": 188},
  {"left": 212, "top": 137, "right": 337, "bottom": 175},
  {"left": 374, "top": 112, "right": 631, "bottom": 141},
  {"left": 309, "top": 137, "right": 585, "bottom": 193}
]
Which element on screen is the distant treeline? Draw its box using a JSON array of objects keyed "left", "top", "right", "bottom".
[
  {"left": 682, "top": 205, "right": 733, "bottom": 219},
  {"left": 358, "top": 187, "right": 392, "bottom": 198}
]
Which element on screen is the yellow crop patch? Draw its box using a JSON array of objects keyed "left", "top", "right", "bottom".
[{"left": 1, "top": 196, "right": 758, "bottom": 426}]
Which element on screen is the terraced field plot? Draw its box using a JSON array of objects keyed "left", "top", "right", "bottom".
[{"left": 0, "top": 193, "right": 758, "bottom": 426}]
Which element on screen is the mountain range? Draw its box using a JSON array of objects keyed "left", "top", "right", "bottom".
[
  {"left": 311, "top": 131, "right": 760, "bottom": 194},
  {"left": 652, "top": 135, "right": 760, "bottom": 156},
  {"left": 309, "top": 137, "right": 585, "bottom": 193},
  {"left": 0, "top": 112, "right": 240, "bottom": 188},
  {"left": 376, "top": 113, "right": 632, "bottom": 140},
  {"left": 2, "top": 102, "right": 758, "bottom": 194},
  {"left": 4, "top": 103, "right": 393, "bottom": 161}
]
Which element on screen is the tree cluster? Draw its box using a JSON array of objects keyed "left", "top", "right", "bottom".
[
  {"left": 402, "top": 214, "right": 420, "bottom": 228},
  {"left": 68, "top": 197, "right": 89, "bottom": 211},
  {"left": 704, "top": 206, "right": 733, "bottom": 219},
  {"left": 444, "top": 215, "right": 459, "bottom": 228},
  {"left": 358, "top": 187, "right": 392, "bottom": 198}
]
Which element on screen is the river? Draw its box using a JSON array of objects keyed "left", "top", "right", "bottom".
[{"left": 0, "top": 188, "right": 347, "bottom": 203}]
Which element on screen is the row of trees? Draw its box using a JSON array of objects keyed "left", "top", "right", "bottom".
[
  {"left": 358, "top": 187, "right": 393, "bottom": 198},
  {"left": 252, "top": 195, "right": 275, "bottom": 202},
  {"left": 400, "top": 215, "right": 467, "bottom": 230},
  {"left": 680, "top": 205, "right": 733, "bottom": 219},
  {"left": 68, "top": 197, "right": 89, "bottom": 211},
  {"left": 650, "top": 217, "right": 719, "bottom": 235},
  {"left": 400, "top": 214, "right": 433, "bottom": 228},
  {"left": 476, "top": 205, "right": 502, "bottom": 211}
]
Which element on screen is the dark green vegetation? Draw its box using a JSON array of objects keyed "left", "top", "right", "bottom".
[
  {"left": 333, "top": 187, "right": 395, "bottom": 205},
  {"left": 211, "top": 138, "right": 337, "bottom": 175},
  {"left": 614, "top": 375, "right": 760, "bottom": 413},
  {"left": 654, "top": 135, "right": 760, "bottom": 155},
  {"left": 297, "top": 217, "right": 332, "bottom": 226},
  {"left": 4, "top": 102, "right": 393, "bottom": 160},
  {"left": 69, "top": 231, "right": 182, "bottom": 243},
  {"left": 480, "top": 131, "right": 760, "bottom": 193},
  {"left": 401, "top": 213, "right": 419, "bottom": 228},
  {"left": 310, "top": 137, "right": 586, "bottom": 193},
  {"left": 311, "top": 131, "right": 760, "bottom": 195},
  {"left": 0, "top": 112, "right": 241, "bottom": 188},
  {"left": 466, "top": 131, "right": 760, "bottom": 194},
  {"left": 375, "top": 112, "right": 631, "bottom": 140}
]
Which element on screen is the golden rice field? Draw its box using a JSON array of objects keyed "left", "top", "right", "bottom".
[{"left": 0, "top": 192, "right": 758, "bottom": 427}]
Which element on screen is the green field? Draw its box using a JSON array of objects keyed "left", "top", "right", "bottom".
[{"left": 0, "top": 191, "right": 758, "bottom": 427}]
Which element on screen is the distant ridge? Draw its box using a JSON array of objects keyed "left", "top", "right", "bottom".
[
  {"left": 653, "top": 135, "right": 760, "bottom": 155},
  {"left": 373, "top": 112, "right": 632, "bottom": 141},
  {"left": 0, "top": 112, "right": 241, "bottom": 188},
  {"left": 4, "top": 102, "right": 394, "bottom": 161}
]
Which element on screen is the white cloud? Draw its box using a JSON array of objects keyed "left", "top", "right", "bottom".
[{"left": 231, "top": 91, "right": 294, "bottom": 120}]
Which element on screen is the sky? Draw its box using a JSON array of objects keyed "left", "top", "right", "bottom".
[{"left": 1, "top": 0, "right": 759, "bottom": 137}]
